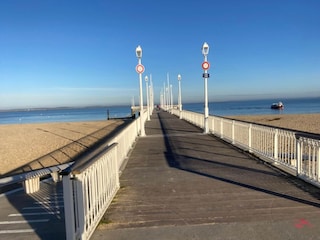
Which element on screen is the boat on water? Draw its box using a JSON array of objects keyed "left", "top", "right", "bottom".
[{"left": 271, "top": 101, "right": 284, "bottom": 109}]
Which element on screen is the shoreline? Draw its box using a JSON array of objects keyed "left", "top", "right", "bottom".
[
  {"left": 0, "top": 120, "right": 126, "bottom": 176},
  {"left": 1, "top": 113, "right": 319, "bottom": 177}
]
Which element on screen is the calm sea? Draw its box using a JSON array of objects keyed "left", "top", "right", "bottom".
[
  {"left": 184, "top": 97, "right": 320, "bottom": 116},
  {"left": 0, "top": 106, "right": 132, "bottom": 125},
  {"left": 0, "top": 97, "right": 319, "bottom": 125}
]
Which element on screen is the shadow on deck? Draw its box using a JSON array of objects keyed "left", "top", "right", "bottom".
[{"left": 93, "top": 110, "right": 320, "bottom": 240}]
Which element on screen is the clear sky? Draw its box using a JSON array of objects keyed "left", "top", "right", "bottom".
[{"left": 1, "top": 0, "right": 319, "bottom": 110}]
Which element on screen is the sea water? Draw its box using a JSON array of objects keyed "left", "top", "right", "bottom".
[
  {"left": 0, "top": 106, "right": 132, "bottom": 125},
  {"left": 183, "top": 97, "right": 320, "bottom": 116},
  {"left": 0, "top": 97, "right": 319, "bottom": 125}
]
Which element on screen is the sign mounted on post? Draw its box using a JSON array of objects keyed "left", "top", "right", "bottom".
[
  {"left": 202, "top": 73, "right": 210, "bottom": 78},
  {"left": 202, "top": 61, "right": 210, "bottom": 70},
  {"left": 136, "top": 64, "right": 145, "bottom": 74}
]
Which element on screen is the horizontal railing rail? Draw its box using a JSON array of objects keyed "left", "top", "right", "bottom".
[
  {"left": 62, "top": 143, "right": 119, "bottom": 240},
  {"left": 171, "top": 109, "right": 320, "bottom": 188},
  {"left": 0, "top": 162, "right": 73, "bottom": 194}
]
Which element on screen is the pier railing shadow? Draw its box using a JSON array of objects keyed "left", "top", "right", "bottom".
[
  {"left": 0, "top": 119, "right": 133, "bottom": 239},
  {"left": 2, "top": 120, "right": 131, "bottom": 178},
  {"left": 157, "top": 111, "right": 320, "bottom": 209}
]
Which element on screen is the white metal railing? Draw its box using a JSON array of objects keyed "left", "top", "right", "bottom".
[
  {"left": 297, "top": 136, "right": 320, "bottom": 185},
  {"left": 173, "top": 109, "right": 320, "bottom": 188},
  {"left": 108, "top": 118, "right": 139, "bottom": 169},
  {"left": 61, "top": 113, "right": 145, "bottom": 240},
  {"left": 0, "top": 162, "right": 73, "bottom": 194},
  {"left": 62, "top": 143, "right": 119, "bottom": 240}
]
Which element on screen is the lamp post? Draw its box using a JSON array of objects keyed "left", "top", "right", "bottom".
[
  {"left": 160, "top": 89, "right": 163, "bottom": 108},
  {"left": 163, "top": 83, "right": 166, "bottom": 110},
  {"left": 135, "top": 45, "right": 145, "bottom": 136},
  {"left": 145, "top": 75, "right": 150, "bottom": 121},
  {"left": 149, "top": 74, "right": 154, "bottom": 113},
  {"left": 165, "top": 86, "right": 168, "bottom": 111},
  {"left": 178, "top": 74, "right": 182, "bottom": 119},
  {"left": 202, "top": 42, "right": 210, "bottom": 134},
  {"left": 170, "top": 84, "right": 173, "bottom": 113}
]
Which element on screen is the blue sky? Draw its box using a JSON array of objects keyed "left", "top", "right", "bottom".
[{"left": 0, "top": 0, "right": 319, "bottom": 109}]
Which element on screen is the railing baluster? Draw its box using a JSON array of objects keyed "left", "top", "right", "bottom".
[
  {"left": 176, "top": 109, "right": 320, "bottom": 188},
  {"left": 62, "top": 114, "right": 138, "bottom": 240}
]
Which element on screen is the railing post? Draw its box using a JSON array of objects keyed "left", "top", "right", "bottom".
[
  {"left": 220, "top": 120, "right": 224, "bottom": 139},
  {"left": 248, "top": 124, "right": 252, "bottom": 152},
  {"left": 212, "top": 116, "right": 215, "bottom": 134},
  {"left": 232, "top": 120, "right": 235, "bottom": 144},
  {"left": 23, "top": 177, "right": 40, "bottom": 194},
  {"left": 76, "top": 178, "right": 86, "bottom": 240},
  {"left": 317, "top": 145, "right": 320, "bottom": 182},
  {"left": 51, "top": 172, "right": 60, "bottom": 182},
  {"left": 296, "top": 138, "right": 301, "bottom": 176},
  {"left": 274, "top": 129, "right": 279, "bottom": 161},
  {"left": 63, "top": 175, "right": 76, "bottom": 240}
]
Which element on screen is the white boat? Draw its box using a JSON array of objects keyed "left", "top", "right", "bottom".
[{"left": 271, "top": 101, "right": 284, "bottom": 109}]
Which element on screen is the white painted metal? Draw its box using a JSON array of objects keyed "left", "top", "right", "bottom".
[
  {"left": 63, "top": 144, "right": 119, "bottom": 240},
  {"left": 136, "top": 45, "right": 145, "bottom": 136},
  {"left": 297, "top": 137, "right": 320, "bottom": 186},
  {"left": 0, "top": 162, "right": 73, "bottom": 194},
  {"left": 172, "top": 109, "right": 320, "bottom": 188},
  {"left": 202, "top": 42, "right": 210, "bottom": 134},
  {"left": 178, "top": 74, "right": 182, "bottom": 119},
  {"left": 145, "top": 76, "right": 150, "bottom": 121},
  {"left": 62, "top": 113, "right": 142, "bottom": 240}
]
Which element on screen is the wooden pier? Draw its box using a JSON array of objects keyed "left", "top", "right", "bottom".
[{"left": 92, "top": 110, "right": 320, "bottom": 240}]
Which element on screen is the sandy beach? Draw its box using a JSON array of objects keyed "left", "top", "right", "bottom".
[
  {"left": 230, "top": 113, "right": 320, "bottom": 134},
  {"left": 1, "top": 113, "right": 319, "bottom": 177},
  {"left": 0, "top": 120, "right": 125, "bottom": 176}
]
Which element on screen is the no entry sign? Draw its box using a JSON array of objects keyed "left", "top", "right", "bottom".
[
  {"left": 136, "top": 64, "right": 145, "bottom": 74},
  {"left": 202, "top": 61, "right": 210, "bottom": 70}
]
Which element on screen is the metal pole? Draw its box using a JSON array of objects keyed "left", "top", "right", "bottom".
[
  {"left": 163, "top": 83, "right": 166, "bottom": 110},
  {"left": 135, "top": 45, "right": 145, "bottom": 137},
  {"left": 150, "top": 74, "right": 153, "bottom": 113},
  {"left": 170, "top": 84, "right": 173, "bottom": 113},
  {"left": 167, "top": 73, "right": 170, "bottom": 111},
  {"left": 138, "top": 62, "right": 145, "bottom": 136},
  {"left": 204, "top": 54, "right": 209, "bottom": 134},
  {"left": 145, "top": 76, "right": 150, "bottom": 121},
  {"left": 202, "top": 42, "right": 210, "bottom": 134},
  {"left": 149, "top": 84, "right": 152, "bottom": 115},
  {"left": 178, "top": 74, "right": 182, "bottom": 119}
]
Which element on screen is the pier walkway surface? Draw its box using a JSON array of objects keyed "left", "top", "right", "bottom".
[{"left": 92, "top": 110, "right": 320, "bottom": 240}]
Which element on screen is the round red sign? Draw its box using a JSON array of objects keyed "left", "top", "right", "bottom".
[
  {"left": 202, "top": 61, "right": 210, "bottom": 70},
  {"left": 136, "top": 64, "right": 145, "bottom": 74}
]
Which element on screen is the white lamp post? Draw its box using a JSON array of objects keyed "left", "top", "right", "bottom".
[
  {"left": 202, "top": 42, "right": 210, "bottom": 134},
  {"left": 145, "top": 75, "right": 150, "bottom": 121},
  {"left": 149, "top": 74, "right": 154, "bottom": 113},
  {"left": 170, "top": 84, "right": 173, "bottom": 113},
  {"left": 165, "top": 86, "right": 168, "bottom": 111},
  {"left": 178, "top": 74, "right": 182, "bottom": 119},
  {"left": 163, "top": 83, "right": 166, "bottom": 110},
  {"left": 135, "top": 45, "right": 145, "bottom": 136}
]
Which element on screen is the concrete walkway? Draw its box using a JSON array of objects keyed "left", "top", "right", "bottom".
[
  {"left": 92, "top": 110, "right": 320, "bottom": 240},
  {"left": 0, "top": 180, "right": 65, "bottom": 240}
]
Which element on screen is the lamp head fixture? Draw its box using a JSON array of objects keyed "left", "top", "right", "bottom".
[
  {"left": 202, "top": 42, "right": 209, "bottom": 56},
  {"left": 136, "top": 45, "right": 142, "bottom": 58}
]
